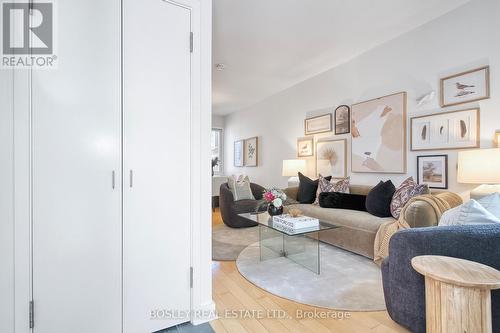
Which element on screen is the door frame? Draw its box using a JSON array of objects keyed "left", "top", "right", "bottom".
[{"left": 164, "top": 0, "right": 216, "bottom": 325}]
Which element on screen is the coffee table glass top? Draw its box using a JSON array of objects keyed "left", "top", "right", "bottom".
[{"left": 238, "top": 212, "right": 339, "bottom": 235}]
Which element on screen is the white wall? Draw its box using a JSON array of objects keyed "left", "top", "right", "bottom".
[
  {"left": 224, "top": 0, "right": 500, "bottom": 198},
  {"left": 212, "top": 114, "right": 225, "bottom": 128}
]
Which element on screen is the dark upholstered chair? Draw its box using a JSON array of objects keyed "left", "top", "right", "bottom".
[
  {"left": 381, "top": 224, "right": 500, "bottom": 333},
  {"left": 219, "top": 182, "right": 266, "bottom": 228}
]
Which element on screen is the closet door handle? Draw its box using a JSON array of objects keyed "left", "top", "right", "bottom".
[
  {"left": 112, "top": 170, "right": 116, "bottom": 189},
  {"left": 129, "top": 170, "right": 133, "bottom": 188}
]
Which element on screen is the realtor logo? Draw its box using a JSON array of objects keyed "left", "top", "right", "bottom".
[{"left": 1, "top": 1, "right": 57, "bottom": 68}]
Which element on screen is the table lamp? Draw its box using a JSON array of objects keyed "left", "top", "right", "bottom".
[
  {"left": 282, "top": 159, "right": 306, "bottom": 187},
  {"left": 457, "top": 148, "right": 500, "bottom": 199}
]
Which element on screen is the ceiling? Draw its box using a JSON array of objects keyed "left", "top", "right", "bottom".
[{"left": 212, "top": 0, "right": 471, "bottom": 115}]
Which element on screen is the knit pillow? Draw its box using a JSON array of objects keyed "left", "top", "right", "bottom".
[
  {"left": 439, "top": 199, "right": 500, "bottom": 226},
  {"left": 313, "top": 176, "right": 350, "bottom": 205},
  {"left": 390, "top": 177, "right": 429, "bottom": 219}
]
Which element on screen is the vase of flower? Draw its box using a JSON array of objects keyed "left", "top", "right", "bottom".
[
  {"left": 267, "top": 203, "right": 283, "bottom": 216},
  {"left": 258, "top": 188, "right": 287, "bottom": 216}
]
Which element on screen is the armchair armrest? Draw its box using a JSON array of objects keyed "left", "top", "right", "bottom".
[
  {"left": 403, "top": 191, "right": 462, "bottom": 228},
  {"left": 382, "top": 224, "right": 500, "bottom": 333}
]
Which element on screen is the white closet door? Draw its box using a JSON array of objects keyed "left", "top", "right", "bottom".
[
  {"left": 123, "top": 0, "right": 192, "bottom": 332},
  {"left": 0, "top": 67, "right": 14, "bottom": 333},
  {"left": 31, "top": 1, "right": 122, "bottom": 332}
]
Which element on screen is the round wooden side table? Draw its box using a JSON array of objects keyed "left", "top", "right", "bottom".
[{"left": 412, "top": 255, "right": 500, "bottom": 333}]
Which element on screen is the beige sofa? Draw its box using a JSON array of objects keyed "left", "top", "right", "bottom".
[{"left": 285, "top": 184, "right": 450, "bottom": 259}]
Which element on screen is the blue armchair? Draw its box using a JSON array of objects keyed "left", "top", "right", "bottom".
[{"left": 381, "top": 224, "right": 500, "bottom": 333}]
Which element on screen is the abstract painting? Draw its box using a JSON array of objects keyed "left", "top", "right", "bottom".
[
  {"left": 234, "top": 140, "right": 244, "bottom": 167},
  {"left": 316, "top": 139, "right": 346, "bottom": 178},
  {"left": 334, "top": 105, "right": 350, "bottom": 135},
  {"left": 441, "top": 66, "right": 490, "bottom": 107},
  {"left": 297, "top": 137, "right": 314, "bottom": 157},
  {"left": 417, "top": 155, "right": 448, "bottom": 189},
  {"left": 351, "top": 92, "right": 407, "bottom": 173},
  {"left": 411, "top": 108, "right": 479, "bottom": 151},
  {"left": 244, "top": 137, "right": 258, "bottom": 167},
  {"left": 304, "top": 113, "right": 332, "bottom": 135}
]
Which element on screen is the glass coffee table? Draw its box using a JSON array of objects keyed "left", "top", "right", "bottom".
[{"left": 238, "top": 212, "right": 339, "bottom": 274}]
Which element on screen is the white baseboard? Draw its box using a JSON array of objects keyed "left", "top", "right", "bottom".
[{"left": 191, "top": 300, "right": 217, "bottom": 325}]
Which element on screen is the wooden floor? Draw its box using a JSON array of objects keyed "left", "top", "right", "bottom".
[{"left": 209, "top": 209, "right": 408, "bottom": 333}]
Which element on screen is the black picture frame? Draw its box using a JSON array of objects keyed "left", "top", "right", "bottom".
[
  {"left": 417, "top": 155, "right": 448, "bottom": 189},
  {"left": 334, "top": 105, "right": 350, "bottom": 135}
]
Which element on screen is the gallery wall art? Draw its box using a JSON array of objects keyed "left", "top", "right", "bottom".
[
  {"left": 417, "top": 155, "right": 448, "bottom": 189},
  {"left": 304, "top": 113, "right": 332, "bottom": 135},
  {"left": 234, "top": 140, "right": 244, "bottom": 167},
  {"left": 297, "top": 137, "right": 314, "bottom": 157},
  {"left": 334, "top": 105, "right": 350, "bottom": 135},
  {"left": 351, "top": 92, "right": 407, "bottom": 173},
  {"left": 316, "top": 138, "right": 347, "bottom": 178},
  {"left": 440, "top": 66, "right": 490, "bottom": 107},
  {"left": 411, "top": 108, "right": 480, "bottom": 151},
  {"left": 244, "top": 137, "right": 258, "bottom": 167}
]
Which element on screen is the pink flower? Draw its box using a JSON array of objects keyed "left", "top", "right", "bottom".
[{"left": 264, "top": 191, "right": 275, "bottom": 202}]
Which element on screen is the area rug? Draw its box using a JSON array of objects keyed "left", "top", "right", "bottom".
[
  {"left": 236, "top": 242, "right": 386, "bottom": 311},
  {"left": 212, "top": 224, "right": 258, "bottom": 261}
]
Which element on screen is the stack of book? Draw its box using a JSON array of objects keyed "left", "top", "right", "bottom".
[{"left": 272, "top": 214, "right": 319, "bottom": 234}]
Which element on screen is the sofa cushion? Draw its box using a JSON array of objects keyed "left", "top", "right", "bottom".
[
  {"left": 290, "top": 204, "right": 393, "bottom": 233},
  {"left": 366, "top": 180, "right": 396, "bottom": 218},
  {"left": 297, "top": 172, "right": 331, "bottom": 204},
  {"left": 319, "top": 192, "right": 367, "bottom": 212}
]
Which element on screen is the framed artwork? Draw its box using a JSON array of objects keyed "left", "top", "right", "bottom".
[
  {"left": 351, "top": 92, "right": 407, "bottom": 173},
  {"left": 304, "top": 113, "right": 332, "bottom": 135},
  {"left": 411, "top": 108, "right": 480, "bottom": 151},
  {"left": 440, "top": 66, "right": 490, "bottom": 107},
  {"left": 244, "top": 137, "right": 258, "bottom": 167},
  {"left": 417, "top": 155, "right": 448, "bottom": 189},
  {"left": 334, "top": 105, "right": 350, "bottom": 135},
  {"left": 297, "top": 137, "right": 314, "bottom": 157},
  {"left": 234, "top": 140, "right": 244, "bottom": 167},
  {"left": 316, "top": 138, "right": 347, "bottom": 178}
]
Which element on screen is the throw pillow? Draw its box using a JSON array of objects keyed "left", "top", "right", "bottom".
[
  {"left": 313, "top": 176, "right": 350, "bottom": 205},
  {"left": 366, "top": 180, "right": 396, "bottom": 218},
  {"left": 439, "top": 199, "right": 500, "bottom": 226},
  {"left": 297, "top": 172, "right": 331, "bottom": 204},
  {"left": 390, "top": 177, "right": 430, "bottom": 219},
  {"left": 477, "top": 193, "right": 500, "bottom": 219},
  {"left": 227, "top": 175, "right": 255, "bottom": 201},
  {"left": 319, "top": 192, "right": 367, "bottom": 212}
]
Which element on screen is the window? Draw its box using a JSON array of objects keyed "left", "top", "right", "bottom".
[{"left": 211, "top": 128, "right": 223, "bottom": 175}]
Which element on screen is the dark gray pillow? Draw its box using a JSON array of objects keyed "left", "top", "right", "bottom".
[
  {"left": 366, "top": 180, "right": 396, "bottom": 218},
  {"left": 297, "top": 172, "right": 331, "bottom": 204},
  {"left": 319, "top": 192, "right": 367, "bottom": 212}
]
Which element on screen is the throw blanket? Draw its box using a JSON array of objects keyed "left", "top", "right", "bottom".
[{"left": 373, "top": 193, "right": 462, "bottom": 265}]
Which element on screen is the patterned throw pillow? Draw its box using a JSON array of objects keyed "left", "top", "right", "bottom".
[
  {"left": 227, "top": 175, "right": 255, "bottom": 201},
  {"left": 313, "top": 176, "right": 350, "bottom": 205},
  {"left": 390, "top": 177, "right": 429, "bottom": 219}
]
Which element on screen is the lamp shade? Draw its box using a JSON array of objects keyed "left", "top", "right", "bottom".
[
  {"left": 282, "top": 159, "right": 306, "bottom": 177},
  {"left": 457, "top": 148, "right": 500, "bottom": 184}
]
